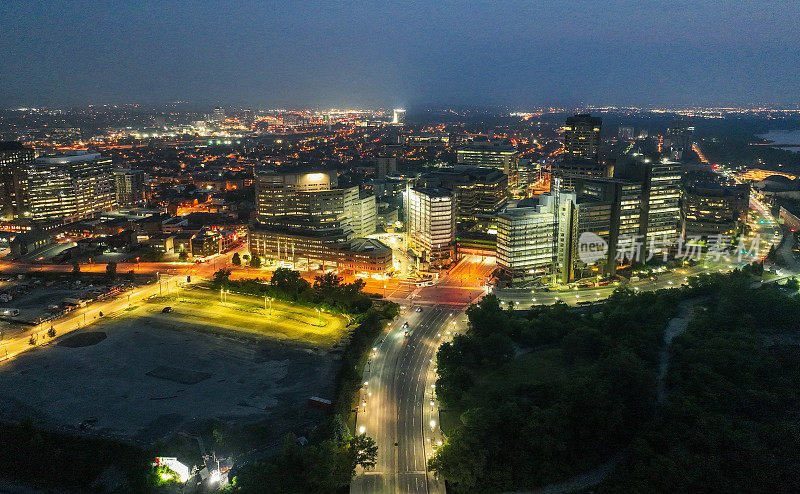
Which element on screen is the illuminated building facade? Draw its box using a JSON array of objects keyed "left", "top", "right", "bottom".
[
  {"left": 254, "top": 170, "right": 375, "bottom": 238},
  {"left": 250, "top": 170, "right": 386, "bottom": 272},
  {"left": 406, "top": 186, "right": 456, "bottom": 267},
  {"left": 28, "top": 150, "right": 115, "bottom": 221},
  {"left": 496, "top": 205, "right": 556, "bottom": 281},
  {"left": 0, "top": 141, "right": 34, "bottom": 220},
  {"left": 114, "top": 169, "right": 146, "bottom": 207},
  {"left": 391, "top": 108, "right": 406, "bottom": 125},
  {"left": 549, "top": 159, "right": 609, "bottom": 192},
  {"left": 563, "top": 114, "right": 602, "bottom": 162},
  {"left": 456, "top": 142, "right": 519, "bottom": 184},
  {"left": 418, "top": 166, "right": 508, "bottom": 227},
  {"left": 682, "top": 182, "right": 749, "bottom": 239}
]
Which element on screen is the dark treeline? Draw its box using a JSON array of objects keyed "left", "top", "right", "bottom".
[
  {"left": 430, "top": 288, "right": 679, "bottom": 492},
  {"left": 211, "top": 268, "right": 373, "bottom": 315},
  {"left": 431, "top": 267, "right": 800, "bottom": 493},
  {"left": 603, "top": 273, "right": 800, "bottom": 492}
]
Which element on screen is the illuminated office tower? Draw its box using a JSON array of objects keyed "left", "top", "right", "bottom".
[
  {"left": 392, "top": 108, "right": 406, "bottom": 125},
  {"left": 250, "top": 170, "right": 387, "bottom": 273},
  {"left": 665, "top": 121, "right": 694, "bottom": 161},
  {"left": 28, "top": 150, "right": 115, "bottom": 221},
  {"left": 617, "top": 126, "right": 634, "bottom": 141},
  {"left": 0, "top": 141, "right": 34, "bottom": 220},
  {"left": 418, "top": 166, "right": 508, "bottom": 227},
  {"left": 114, "top": 169, "right": 146, "bottom": 207},
  {"left": 456, "top": 142, "right": 519, "bottom": 184},
  {"left": 496, "top": 204, "right": 556, "bottom": 282},
  {"left": 564, "top": 113, "right": 602, "bottom": 162},
  {"left": 212, "top": 107, "right": 225, "bottom": 123},
  {"left": 682, "top": 182, "right": 749, "bottom": 239},
  {"left": 640, "top": 158, "right": 682, "bottom": 246},
  {"left": 406, "top": 186, "right": 456, "bottom": 267}
]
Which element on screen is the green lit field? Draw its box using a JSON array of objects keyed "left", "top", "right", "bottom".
[{"left": 142, "top": 286, "right": 351, "bottom": 347}]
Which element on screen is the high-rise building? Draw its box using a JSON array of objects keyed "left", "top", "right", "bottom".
[
  {"left": 567, "top": 156, "right": 682, "bottom": 280},
  {"left": 638, "top": 158, "right": 682, "bottom": 247},
  {"left": 255, "top": 171, "right": 367, "bottom": 235},
  {"left": 0, "top": 141, "right": 34, "bottom": 220},
  {"left": 456, "top": 142, "right": 519, "bottom": 184},
  {"left": 617, "top": 126, "right": 634, "bottom": 141},
  {"left": 417, "top": 166, "right": 508, "bottom": 227},
  {"left": 212, "top": 107, "right": 225, "bottom": 123},
  {"left": 28, "top": 150, "right": 115, "bottom": 221},
  {"left": 350, "top": 192, "right": 377, "bottom": 238},
  {"left": 114, "top": 169, "right": 146, "bottom": 207},
  {"left": 665, "top": 121, "right": 694, "bottom": 161},
  {"left": 563, "top": 114, "right": 602, "bottom": 162},
  {"left": 572, "top": 177, "right": 644, "bottom": 279},
  {"left": 496, "top": 203, "right": 557, "bottom": 281},
  {"left": 549, "top": 159, "right": 609, "bottom": 192},
  {"left": 375, "top": 156, "right": 397, "bottom": 179},
  {"left": 392, "top": 108, "right": 406, "bottom": 125},
  {"left": 249, "top": 171, "right": 387, "bottom": 272},
  {"left": 682, "top": 182, "right": 749, "bottom": 239},
  {"left": 406, "top": 186, "right": 456, "bottom": 267}
]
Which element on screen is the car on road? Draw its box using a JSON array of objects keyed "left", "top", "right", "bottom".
[
  {"left": 402, "top": 321, "right": 409, "bottom": 329},
  {"left": 415, "top": 307, "right": 422, "bottom": 312},
  {"left": 161, "top": 306, "right": 173, "bottom": 313},
  {"left": 404, "top": 330, "right": 410, "bottom": 337}
]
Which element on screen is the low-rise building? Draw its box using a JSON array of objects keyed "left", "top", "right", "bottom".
[{"left": 248, "top": 227, "right": 392, "bottom": 275}]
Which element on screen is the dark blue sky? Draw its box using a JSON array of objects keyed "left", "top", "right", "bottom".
[{"left": 1, "top": 1, "right": 798, "bottom": 109}]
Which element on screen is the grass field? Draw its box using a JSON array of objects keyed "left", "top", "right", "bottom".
[{"left": 143, "top": 285, "right": 351, "bottom": 347}]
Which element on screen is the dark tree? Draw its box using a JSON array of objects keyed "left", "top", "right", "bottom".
[{"left": 105, "top": 262, "right": 117, "bottom": 282}]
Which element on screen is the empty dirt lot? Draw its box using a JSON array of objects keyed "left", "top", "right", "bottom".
[{"left": 0, "top": 299, "right": 341, "bottom": 444}]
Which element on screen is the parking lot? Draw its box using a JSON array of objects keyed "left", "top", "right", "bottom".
[{"left": 0, "top": 277, "right": 127, "bottom": 327}]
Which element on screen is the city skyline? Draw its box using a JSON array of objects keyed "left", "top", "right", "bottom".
[
  {"left": 2, "top": 1, "right": 799, "bottom": 108},
  {"left": 2, "top": 3, "right": 800, "bottom": 492}
]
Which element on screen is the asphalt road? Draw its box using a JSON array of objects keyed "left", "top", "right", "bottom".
[
  {"left": 351, "top": 305, "right": 453, "bottom": 494},
  {"left": 351, "top": 256, "right": 486, "bottom": 494}
]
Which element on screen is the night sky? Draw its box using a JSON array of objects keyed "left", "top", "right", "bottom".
[{"left": 1, "top": 1, "right": 798, "bottom": 108}]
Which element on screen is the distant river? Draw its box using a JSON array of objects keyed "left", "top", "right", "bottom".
[{"left": 756, "top": 129, "right": 800, "bottom": 153}]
